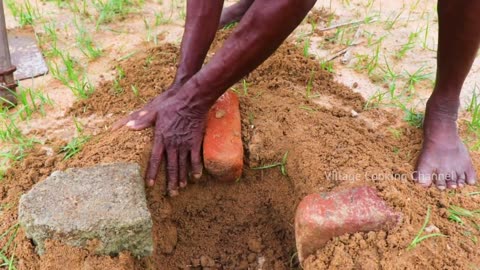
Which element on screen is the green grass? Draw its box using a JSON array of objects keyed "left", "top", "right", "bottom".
[
  {"left": 0, "top": 223, "right": 20, "bottom": 270},
  {"left": 462, "top": 230, "right": 478, "bottom": 245},
  {"left": 39, "top": 22, "right": 61, "bottom": 58},
  {"left": 15, "top": 86, "right": 53, "bottom": 121},
  {"left": 395, "top": 30, "right": 420, "bottom": 60},
  {"left": 388, "top": 127, "right": 403, "bottom": 139},
  {"left": 60, "top": 118, "right": 91, "bottom": 160},
  {"left": 467, "top": 85, "right": 480, "bottom": 130},
  {"left": 408, "top": 206, "right": 446, "bottom": 250},
  {"left": 112, "top": 66, "right": 126, "bottom": 94},
  {"left": 404, "top": 66, "right": 432, "bottom": 93},
  {"left": 465, "top": 85, "right": 480, "bottom": 150},
  {"left": 469, "top": 190, "right": 480, "bottom": 196},
  {"left": 252, "top": 151, "right": 289, "bottom": 176},
  {"left": 143, "top": 18, "right": 159, "bottom": 45},
  {"left": 74, "top": 19, "right": 103, "bottom": 60},
  {"left": 380, "top": 57, "right": 400, "bottom": 98},
  {"left": 398, "top": 103, "right": 424, "bottom": 128},
  {"left": 48, "top": 52, "right": 94, "bottom": 98},
  {"left": 364, "top": 90, "right": 387, "bottom": 110},
  {"left": 92, "top": 0, "right": 145, "bottom": 29},
  {"left": 5, "top": 0, "right": 39, "bottom": 27},
  {"left": 154, "top": 11, "right": 172, "bottom": 26},
  {"left": 422, "top": 12, "right": 431, "bottom": 50},
  {"left": 384, "top": 10, "right": 404, "bottom": 30},
  {"left": 0, "top": 110, "right": 40, "bottom": 168},
  {"left": 320, "top": 61, "right": 334, "bottom": 73},
  {"left": 222, "top": 22, "right": 238, "bottom": 30},
  {"left": 354, "top": 40, "right": 382, "bottom": 76},
  {"left": 60, "top": 135, "right": 90, "bottom": 160},
  {"left": 305, "top": 69, "right": 319, "bottom": 99},
  {"left": 131, "top": 85, "right": 139, "bottom": 96},
  {"left": 303, "top": 38, "right": 311, "bottom": 57},
  {"left": 447, "top": 205, "right": 480, "bottom": 230}
]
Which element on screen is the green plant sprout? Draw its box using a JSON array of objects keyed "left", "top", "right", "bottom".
[
  {"left": 408, "top": 206, "right": 446, "bottom": 250},
  {"left": 60, "top": 135, "right": 90, "bottom": 160},
  {"left": 0, "top": 223, "right": 20, "bottom": 270},
  {"left": 60, "top": 118, "right": 91, "bottom": 160},
  {"left": 396, "top": 30, "right": 419, "bottom": 59},
  {"left": 305, "top": 69, "right": 319, "bottom": 98},
  {"left": 404, "top": 66, "right": 432, "bottom": 93},
  {"left": 5, "top": 0, "right": 39, "bottom": 27},
  {"left": 92, "top": 0, "right": 145, "bottom": 29},
  {"left": 468, "top": 190, "right": 480, "bottom": 196},
  {"left": 447, "top": 205, "right": 480, "bottom": 230},
  {"left": 74, "top": 18, "right": 103, "bottom": 59},
  {"left": 395, "top": 102, "right": 424, "bottom": 128},
  {"left": 252, "top": 151, "right": 289, "bottom": 176}
]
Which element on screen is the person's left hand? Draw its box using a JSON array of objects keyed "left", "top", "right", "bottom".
[{"left": 113, "top": 92, "right": 206, "bottom": 196}]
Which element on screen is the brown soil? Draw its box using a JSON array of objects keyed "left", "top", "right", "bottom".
[{"left": 2, "top": 29, "right": 480, "bottom": 270}]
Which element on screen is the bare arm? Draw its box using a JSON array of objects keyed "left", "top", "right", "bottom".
[{"left": 119, "top": 0, "right": 316, "bottom": 196}]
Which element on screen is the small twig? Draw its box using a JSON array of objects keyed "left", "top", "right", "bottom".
[
  {"left": 341, "top": 26, "right": 363, "bottom": 64},
  {"left": 324, "top": 48, "right": 348, "bottom": 62},
  {"left": 323, "top": 41, "right": 362, "bottom": 62},
  {"left": 318, "top": 18, "right": 377, "bottom": 32}
]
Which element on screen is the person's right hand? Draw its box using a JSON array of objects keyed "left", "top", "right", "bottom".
[
  {"left": 113, "top": 91, "right": 207, "bottom": 196},
  {"left": 113, "top": 84, "right": 180, "bottom": 129}
]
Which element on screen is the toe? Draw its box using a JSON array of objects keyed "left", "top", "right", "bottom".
[
  {"left": 466, "top": 165, "right": 477, "bottom": 185},
  {"left": 434, "top": 171, "right": 447, "bottom": 191},
  {"left": 445, "top": 171, "right": 457, "bottom": 189},
  {"left": 446, "top": 180, "right": 457, "bottom": 189},
  {"left": 414, "top": 164, "right": 433, "bottom": 187},
  {"left": 457, "top": 172, "right": 466, "bottom": 188}
]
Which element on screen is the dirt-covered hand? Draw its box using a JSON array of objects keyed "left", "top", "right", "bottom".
[
  {"left": 113, "top": 92, "right": 206, "bottom": 197},
  {"left": 112, "top": 85, "right": 180, "bottom": 130}
]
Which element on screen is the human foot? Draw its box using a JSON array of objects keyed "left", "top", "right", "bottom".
[{"left": 415, "top": 97, "right": 476, "bottom": 189}]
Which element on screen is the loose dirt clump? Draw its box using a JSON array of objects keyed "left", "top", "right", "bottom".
[{"left": 2, "top": 30, "right": 480, "bottom": 270}]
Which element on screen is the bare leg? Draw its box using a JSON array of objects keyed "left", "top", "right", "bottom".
[
  {"left": 415, "top": 0, "right": 480, "bottom": 189},
  {"left": 219, "top": 0, "right": 255, "bottom": 29},
  {"left": 132, "top": 0, "right": 317, "bottom": 195}
]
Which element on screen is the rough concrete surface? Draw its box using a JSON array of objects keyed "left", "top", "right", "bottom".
[{"left": 18, "top": 163, "right": 153, "bottom": 257}]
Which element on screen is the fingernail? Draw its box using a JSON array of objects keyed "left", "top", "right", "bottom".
[
  {"left": 139, "top": 111, "right": 148, "bottom": 116},
  {"left": 438, "top": 186, "right": 446, "bottom": 191},
  {"left": 169, "top": 190, "right": 179, "bottom": 197},
  {"left": 126, "top": 120, "right": 135, "bottom": 127},
  {"left": 147, "top": 179, "right": 155, "bottom": 187},
  {"left": 193, "top": 173, "right": 202, "bottom": 179},
  {"left": 458, "top": 183, "right": 464, "bottom": 188},
  {"left": 180, "top": 182, "right": 187, "bottom": 188}
]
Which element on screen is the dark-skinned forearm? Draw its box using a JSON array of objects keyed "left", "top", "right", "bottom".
[
  {"left": 177, "top": 0, "right": 316, "bottom": 113},
  {"left": 173, "top": 0, "right": 224, "bottom": 86}
]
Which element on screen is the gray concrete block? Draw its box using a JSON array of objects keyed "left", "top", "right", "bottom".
[{"left": 18, "top": 163, "right": 153, "bottom": 257}]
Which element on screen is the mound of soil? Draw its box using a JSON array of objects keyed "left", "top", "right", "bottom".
[{"left": 2, "top": 30, "right": 480, "bottom": 269}]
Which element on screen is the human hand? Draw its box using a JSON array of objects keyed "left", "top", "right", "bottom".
[{"left": 113, "top": 91, "right": 206, "bottom": 196}]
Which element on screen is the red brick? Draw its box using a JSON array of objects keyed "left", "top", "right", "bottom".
[
  {"left": 295, "top": 186, "right": 401, "bottom": 263},
  {"left": 203, "top": 91, "right": 243, "bottom": 182}
]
